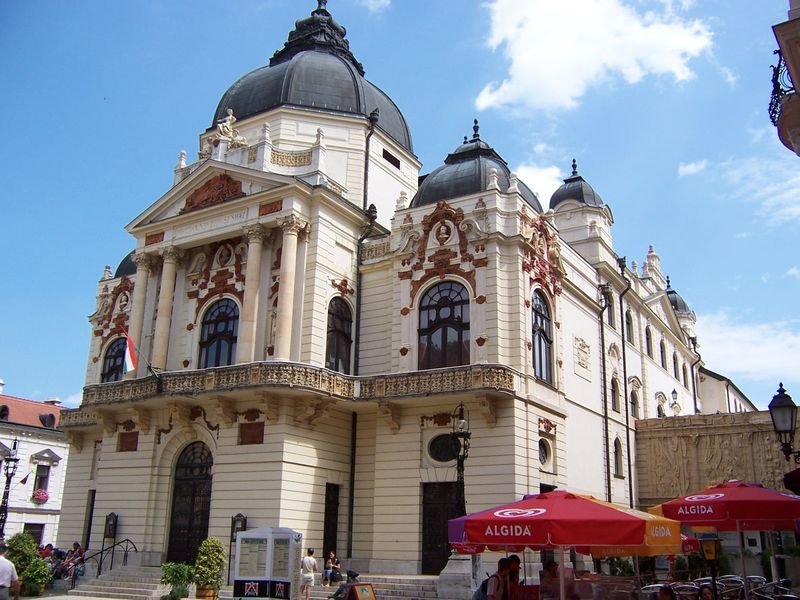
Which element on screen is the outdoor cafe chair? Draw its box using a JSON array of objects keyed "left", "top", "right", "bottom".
[
  {"left": 641, "top": 584, "right": 668, "bottom": 600},
  {"left": 672, "top": 583, "right": 700, "bottom": 600}
]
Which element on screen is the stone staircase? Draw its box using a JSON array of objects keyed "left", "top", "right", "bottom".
[
  {"left": 65, "top": 566, "right": 438, "bottom": 600},
  {"left": 68, "top": 565, "right": 164, "bottom": 600}
]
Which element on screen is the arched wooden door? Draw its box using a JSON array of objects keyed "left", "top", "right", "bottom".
[{"left": 167, "top": 442, "right": 213, "bottom": 563}]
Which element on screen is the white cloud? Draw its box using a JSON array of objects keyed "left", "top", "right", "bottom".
[
  {"left": 786, "top": 267, "right": 800, "bottom": 280},
  {"left": 720, "top": 66, "right": 737, "bottom": 86},
  {"left": 733, "top": 232, "right": 751, "bottom": 239},
  {"left": 476, "top": 0, "right": 712, "bottom": 112},
  {"left": 720, "top": 152, "right": 800, "bottom": 225},
  {"left": 515, "top": 163, "right": 564, "bottom": 204},
  {"left": 356, "top": 0, "right": 389, "bottom": 11},
  {"left": 695, "top": 311, "right": 800, "bottom": 395},
  {"left": 61, "top": 391, "right": 83, "bottom": 408},
  {"left": 677, "top": 159, "right": 707, "bottom": 177}
]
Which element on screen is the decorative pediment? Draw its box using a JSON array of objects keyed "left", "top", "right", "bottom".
[
  {"left": 126, "top": 162, "right": 296, "bottom": 232},
  {"left": 0, "top": 442, "right": 12, "bottom": 458},
  {"left": 30, "top": 449, "right": 62, "bottom": 466},
  {"left": 181, "top": 173, "right": 245, "bottom": 215}
]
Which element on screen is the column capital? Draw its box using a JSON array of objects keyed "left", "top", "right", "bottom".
[
  {"left": 133, "top": 252, "right": 156, "bottom": 270},
  {"left": 161, "top": 246, "right": 186, "bottom": 263},
  {"left": 244, "top": 224, "right": 268, "bottom": 243},
  {"left": 280, "top": 215, "right": 308, "bottom": 236}
]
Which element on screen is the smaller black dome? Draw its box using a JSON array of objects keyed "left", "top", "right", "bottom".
[
  {"left": 665, "top": 277, "right": 691, "bottom": 313},
  {"left": 549, "top": 159, "right": 604, "bottom": 210},
  {"left": 410, "top": 120, "right": 542, "bottom": 211},
  {"left": 114, "top": 251, "right": 136, "bottom": 279}
]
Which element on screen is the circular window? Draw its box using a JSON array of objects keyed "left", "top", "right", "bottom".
[
  {"left": 538, "top": 439, "right": 550, "bottom": 465},
  {"left": 429, "top": 433, "right": 459, "bottom": 463}
]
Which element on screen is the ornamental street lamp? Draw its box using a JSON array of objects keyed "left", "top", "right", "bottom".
[
  {"left": 699, "top": 533, "right": 722, "bottom": 600},
  {"left": 451, "top": 402, "right": 471, "bottom": 516},
  {"left": 0, "top": 439, "right": 20, "bottom": 539},
  {"left": 768, "top": 383, "right": 800, "bottom": 462}
]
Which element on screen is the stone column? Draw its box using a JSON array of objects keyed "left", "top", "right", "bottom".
[
  {"left": 151, "top": 246, "right": 184, "bottom": 370},
  {"left": 237, "top": 225, "right": 267, "bottom": 363},
  {"left": 273, "top": 216, "right": 306, "bottom": 361},
  {"left": 126, "top": 252, "right": 154, "bottom": 378}
]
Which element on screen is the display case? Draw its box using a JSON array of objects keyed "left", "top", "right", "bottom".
[{"left": 232, "top": 527, "right": 303, "bottom": 599}]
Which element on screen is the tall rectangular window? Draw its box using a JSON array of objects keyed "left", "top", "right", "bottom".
[{"left": 34, "top": 465, "right": 51, "bottom": 492}]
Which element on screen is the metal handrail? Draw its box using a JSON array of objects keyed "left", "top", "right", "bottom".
[
  {"left": 770, "top": 49, "right": 796, "bottom": 126},
  {"left": 70, "top": 538, "right": 138, "bottom": 589}
]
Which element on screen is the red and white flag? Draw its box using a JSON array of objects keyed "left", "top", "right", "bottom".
[{"left": 124, "top": 333, "right": 138, "bottom": 372}]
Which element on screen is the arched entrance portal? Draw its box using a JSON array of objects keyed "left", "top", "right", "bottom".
[{"left": 167, "top": 441, "right": 213, "bottom": 563}]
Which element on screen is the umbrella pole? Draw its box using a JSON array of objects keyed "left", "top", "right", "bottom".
[
  {"left": 738, "top": 522, "right": 749, "bottom": 600},
  {"left": 560, "top": 546, "right": 567, "bottom": 600},
  {"left": 768, "top": 532, "right": 780, "bottom": 584}
]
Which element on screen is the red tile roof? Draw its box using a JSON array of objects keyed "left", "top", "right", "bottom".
[{"left": 0, "top": 394, "right": 64, "bottom": 428}]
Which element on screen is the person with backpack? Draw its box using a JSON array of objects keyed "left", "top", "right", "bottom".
[{"left": 473, "top": 557, "right": 510, "bottom": 600}]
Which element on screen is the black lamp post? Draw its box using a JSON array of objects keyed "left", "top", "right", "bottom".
[
  {"left": 451, "top": 402, "right": 471, "bottom": 516},
  {"left": 0, "top": 439, "right": 20, "bottom": 540},
  {"left": 768, "top": 383, "right": 800, "bottom": 463}
]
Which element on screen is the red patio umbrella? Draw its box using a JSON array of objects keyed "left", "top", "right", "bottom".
[
  {"left": 449, "top": 490, "right": 681, "bottom": 550},
  {"left": 449, "top": 491, "right": 682, "bottom": 600},
  {"left": 652, "top": 480, "right": 800, "bottom": 531},
  {"left": 651, "top": 481, "right": 800, "bottom": 596}
]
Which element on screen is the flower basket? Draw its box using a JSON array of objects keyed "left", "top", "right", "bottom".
[{"left": 31, "top": 489, "right": 49, "bottom": 504}]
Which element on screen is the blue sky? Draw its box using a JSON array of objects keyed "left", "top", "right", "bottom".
[{"left": 0, "top": 0, "right": 797, "bottom": 410}]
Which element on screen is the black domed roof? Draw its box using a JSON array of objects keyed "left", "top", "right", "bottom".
[
  {"left": 549, "top": 159, "right": 604, "bottom": 210},
  {"left": 410, "top": 120, "right": 542, "bottom": 211},
  {"left": 212, "top": 2, "right": 412, "bottom": 153},
  {"left": 114, "top": 250, "right": 136, "bottom": 279},
  {"left": 665, "top": 277, "right": 691, "bottom": 313}
]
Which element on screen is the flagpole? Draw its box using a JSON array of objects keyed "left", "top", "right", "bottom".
[{"left": 122, "top": 328, "right": 163, "bottom": 392}]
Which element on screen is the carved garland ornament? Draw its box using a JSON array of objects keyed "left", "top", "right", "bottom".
[
  {"left": 522, "top": 214, "right": 564, "bottom": 297},
  {"left": 402, "top": 201, "right": 478, "bottom": 304}
]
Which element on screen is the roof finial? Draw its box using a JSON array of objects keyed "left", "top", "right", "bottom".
[
  {"left": 472, "top": 118, "right": 480, "bottom": 140},
  {"left": 463, "top": 136, "right": 468, "bottom": 143},
  {"left": 666, "top": 275, "right": 672, "bottom": 289},
  {"left": 571, "top": 158, "right": 578, "bottom": 176},
  {"left": 317, "top": 0, "right": 328, "bottom": 10}
]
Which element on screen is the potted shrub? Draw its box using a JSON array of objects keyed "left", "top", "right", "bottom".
[
  {"left": 194, "top": 538, "right": 226, "bottom": 600},
  {"left": 160, "top": 562, "right": 193, "bottom": 600},
  {"left": 6, "top": 532, "right": 39, "bottom": 579},
  {"left": 21, "top": 557, "right": 52, "bottom": 596}
]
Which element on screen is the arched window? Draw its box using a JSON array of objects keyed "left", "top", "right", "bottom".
[
  {"left": 625, "top": 310, "right": 634, "bottom": 345},
  {"left": 418, "top": 282, "right": 470, "bottom": 370},
  {"left": 611, "top": 378, "right": 620, "bottom": 412},
  {"left": 672, "top": 352, "right": 679, "bottom": 378},
  {"left": 199, "top": 299, "right": 239, "bottom": 369},
  {"left": 532, "top": 290, "right": 553, "bottom": 384},
  {"left": 682, "top": 364, "right": 689, "bottom": 388},
  {"left": 657, "top": 404, "right": 665, "bottom": 418},
  {"left": 645, "top": 327, "right": 653, "bottom": 358},
  {"left": 659, "top": 340, "right": 667, "bottom": 369},
  {"left": 630, "top": 390, "right": 639, "bottom": 418},
  {"left": 613, "top": 439, "right": 624, "bottom": 477},
  {"left": 326, "top": 297, "right": 352, "bottom": 374},
  {"left": 101, "top": 338, "right": 127, "bottom": 383}
]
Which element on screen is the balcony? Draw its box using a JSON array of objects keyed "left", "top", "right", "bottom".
[
  {"left": 60, "top": 362, "right": 519, "bottom": 429},
  {"left": 770, "top": 49, "right": 800, "bottom": 155}
]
